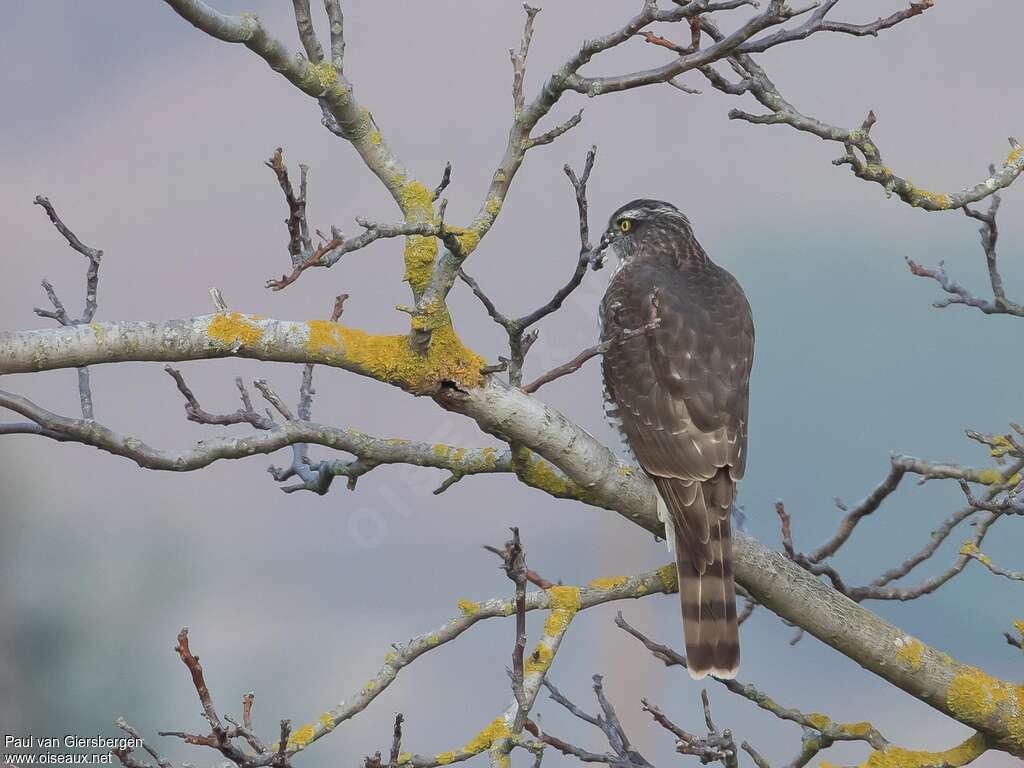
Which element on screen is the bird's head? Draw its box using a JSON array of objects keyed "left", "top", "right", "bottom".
[{"left": 597, "top": 199, "right": 692, "bottom": 264}]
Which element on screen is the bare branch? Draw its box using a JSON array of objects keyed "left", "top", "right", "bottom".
[
  {"left": 525, "top": 109, "right": 584, "bottom": 149},
  {"left": 33, "top": 196, "right": 103, "bottom": 309},
  {"left": 323, "top": 0, "right": 344, "bottom": 70},
  {"left": 484, "top": 542, "right": 556, "bottom": 590},
  {"left": 1006, "top": 622, "right": 1024, "bottom": 653},
  {"left": 528, "top": 677, "right": 654, "bottom": 768},
  {"left": 459, "top": 146, "right": 603, "bottom": 386},
  {"left": 32, "top": 195, "right": 103, "bottom": 420},
  {"left": 736, "top": 0, "right": 935, "bottom": 54},
  {"left": 521, "top": 316, "right": 661, "bottom": 394},
  {"left": 617, "top": 613, "right": 893, "bottom": 765},
  {"left": 639, "top": 17, "right": 702, "bottom": 56},
  {"left": 510, "top": 5, "right": 541, "bottom": 115},
  {"left": 165, "top": 367, "right": 276, "bottom": 429},
  {"left": 500, "top": 528, "right": 530, "bottom": 732},
  {"left": 431, "top": 162, "right": 452, "bottom": 201},
  {"left": 114, "top": 719, "right": 172, "bottom": 768},
  {"left": 388, "top": 714, "right": 404, "bottom": 768},
  {"left": 265, "top": 218, "right": 435, "bottom": 291},
  {"left": 805, "top": 459, "right": 908, "bottom": 562},
  {"left": 291, "top": 0, "right": 324, "bottom": 63},
  {"left": 266, "top": 148, "right": 313, "bottom": 262},
  {"left": 0, "top": 385, "right": 519, "bottom": 486}
]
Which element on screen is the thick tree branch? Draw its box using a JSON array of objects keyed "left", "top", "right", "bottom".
[
  {"left": 0, "top": 313, "right": 486, "bottom": 395},
  {"left": 433, "top": 378, "right": 1024, "bottom": 758},
  {"left": 617, "top": 613, "right": 991, "bottom": 768}
]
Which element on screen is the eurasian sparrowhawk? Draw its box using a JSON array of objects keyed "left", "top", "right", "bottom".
[{"left": 599, "top": 199, "right": 754, "bottom": 679}]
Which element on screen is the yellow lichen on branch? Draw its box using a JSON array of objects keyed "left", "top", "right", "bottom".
[
  {"left": 444, "top": 225, "right": 483, "bottom": 254},
  {"left": 974, "top": 468, "right": 1020, "bottom": 486},
  {"left": 895, "top": 636, "right": 925, "bottom": 671},
  {"left": 821, "top": 733, "right": 988, "bottom": 768},
  {"left": 396, "top": 178, "right": 437, "bottom": 294},
  {"left": 417, "top": 716, "right": 511, "bottom": 766},
  {"left": 656, "top": 563, "right": 678, "bottom": 591},
  {"left": 457, "top": 598, "right": 481, "bottom": 615},
  {"left": 947, "top": 666, "right": 1024, "bottom": 751},
  {"left": 207, "top": 312, "right": 264, "bottom": 348},
  {"left": 305, "top": 318, "right": 484, "bottom": 394},
  {"left": 284, "top": 723, "right": 317, "bottom": 752},
  {"left": 807, "top": 713, "right": 833, "bottom": 730},
  {"left": 904, "top": 181, "right": 953, "bottom": 210},
  {"left": 524, "top": 586, "right": 580, "bottom": 675},
  {"left": 588, "top": 576, "right": 629, "bottom": 590},
  {"left": 513, "top": 447, "right": 588, "bottom": 500},
  {"left": 990, "top": 435, "right": 1014, "bottom": 458}
]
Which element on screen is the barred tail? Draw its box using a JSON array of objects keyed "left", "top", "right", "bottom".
[
  {"left": 657, "top": 472, "right": 740, "bottom": 680},
  {"left": 675, "top": 515, "right": 739, "bottom": 679}
]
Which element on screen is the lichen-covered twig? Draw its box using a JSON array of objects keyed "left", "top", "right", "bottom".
[
  {"left": 768, "top": 445, "right": 1024, "bottom": 604},
  {"left": 696, "top": 18, "right": 1024, "bottom": 211},
  {"left": 416, "top": 0, "right": 940, "bottom": 343},
  {"left": 907, "top": 182, "right": 1023, "bottom": 316},
  {"left": 0, "top": 384, "right": 517, "bottom": 484},
  {"left": 269, "top": 566, "right": 675, "bottom": 761},
  {"left": 615, "top": 613, "right": 920, "bottom": 768}
]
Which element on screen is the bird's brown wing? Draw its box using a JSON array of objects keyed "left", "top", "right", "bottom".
[{"left": 601, "top": 255, "right": 752, "bottom": 677}]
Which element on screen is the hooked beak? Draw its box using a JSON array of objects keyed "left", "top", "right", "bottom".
[{"left": 591, "top": 231, "right": 613, "bottom": 271}]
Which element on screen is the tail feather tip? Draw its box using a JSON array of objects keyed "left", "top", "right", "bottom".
[{"left": 686, "top": 664, "right": 739, "bottom": 681}]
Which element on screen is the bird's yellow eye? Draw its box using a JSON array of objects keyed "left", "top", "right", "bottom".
[{"left": 619, "top": 219, "right": 632, "bottom": 233}]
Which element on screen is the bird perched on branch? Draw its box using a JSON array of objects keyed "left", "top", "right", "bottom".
[{"left": 598, "top": 199, "right": 754, "bottom": 679}]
